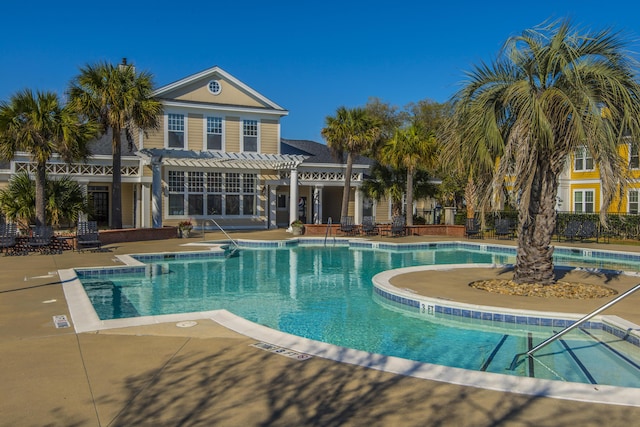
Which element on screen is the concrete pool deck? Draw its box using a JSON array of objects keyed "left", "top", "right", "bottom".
[{"left": 2, "top": 230, "right": 640, "bottom": 426}]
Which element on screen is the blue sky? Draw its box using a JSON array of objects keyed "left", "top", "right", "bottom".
[{"left": 2, "top": 1, "right": 640, "bottom": 142}]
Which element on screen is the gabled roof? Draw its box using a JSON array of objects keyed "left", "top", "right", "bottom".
[
  {"left": 281, "top": 139, "right": 375, "bottom": 167},
  {"left": 153, "top": 66, "right": 287, "bottom": 113}
]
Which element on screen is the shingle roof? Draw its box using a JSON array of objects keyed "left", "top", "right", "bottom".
[
  {"left": 87, "top": 129, "right": 138, "bottom": 157},
  {"left": 281, "top": 139, "right": 375, "bottom": 166}
]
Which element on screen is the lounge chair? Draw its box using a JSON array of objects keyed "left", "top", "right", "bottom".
[
  {"left": 0, "top": 223, "right": 19, "bottom": 255},
  {"left": 494, "top": 218, "right": 513, "bottom": 239},
  {"left": 339, "top": 216, "right": 357, "bottom": 236},
  {"left": 27, "top": 226, "right": 54, "bottom": 254},
  {"left": 465, "top": 218, "right": 483, "bottom": 239},
  {"left": 76, "top": 221, "right": 102, "bottom": 252},
  {"left": 361, "top": 216, "right": 378, "bottom": 236},
  {"left": 390, "top": 216, "right": 406, "bottom": 237}
]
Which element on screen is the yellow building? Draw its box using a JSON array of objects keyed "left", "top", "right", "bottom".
[{"left": 559, "top": 143, "right": 640, "bottom": 214}]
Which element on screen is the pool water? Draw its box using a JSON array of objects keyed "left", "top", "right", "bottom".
[{"left": 79, "top": 245, "right": 640, "bottom": 388}]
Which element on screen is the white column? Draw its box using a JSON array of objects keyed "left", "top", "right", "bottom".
[
  {"left": 151, "top": 157, "right": 162, "bottom": 228},
  {"left": 354, "top": 187, "right": 362, "bottom": 224},
  {"left": 313, "top": 186, "right": 323, "bottom": 224},
  {"left": 141, "top": 183, "right": 151, "bottom": 228},
  {"left": 78, "top": 180, "right": 89, "bottom": 222},
  {"left": 269, "top": 186, "right": 277, "bottom": 229},
  {"left": 289, "top": 249, "right": 298, "bottom": 299},
  {"left": 288, "top": 169, "right": 299, "bottom": 226}
]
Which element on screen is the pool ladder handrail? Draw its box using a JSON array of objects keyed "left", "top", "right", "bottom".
[
  {"left": 526, "top": 282, "right": 640, "bottom": 357},
  {"left": 203, "top": 218, "right": 240, "bottom": 251},
  {"left": 324, "top": 217, "right": 335, "bottom": 247}
]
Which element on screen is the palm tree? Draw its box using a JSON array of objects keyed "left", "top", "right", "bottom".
[
  {"left": 321, "top": 107, "right": 381, "bottom": 219},
  {"left": 69, "top": 60, "right": 162, "bottom": 229},
  {"left": 443, "top": 20, "right": 640, "bottom": 284},
  {"left": 0, "top": 172, "right": 89, "bottom": 228},
  {"left": 379, "top": 124, "right": 438, "bottom": 225},
  {"left": 0, "top": 90, "right": 97, "bottom": 227},
  {"left": 361, "top": 162, "right": 436, "bottom": 219}
]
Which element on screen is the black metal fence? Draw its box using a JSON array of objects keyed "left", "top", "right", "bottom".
[{"left": 452, "top": 210, "right": 640, "bottom": 241}]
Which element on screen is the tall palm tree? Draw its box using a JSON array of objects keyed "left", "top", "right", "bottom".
[
  {"left": 379, "top": 124, "right": 438, "bottom": 225},
  {"left": 361, "top": 162, "right": 436, "bottom": 218},
  {"left": 321, "top": 107, "right": 381, "bottom": 219},
  {"left": 0, "top": 90, "right": 97, "bottom": 227},
  {"left": 69, "top": 60, "right": 162, "bottom": 229},
  {"left": 443, "top": 20, "right": 640, "bottom": 284}
]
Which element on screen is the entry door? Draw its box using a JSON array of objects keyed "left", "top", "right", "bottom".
[{"left": 89, "top": 187, "right": 109, "bottom": 226}]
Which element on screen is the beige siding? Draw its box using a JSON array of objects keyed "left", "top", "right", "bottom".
[
  {"left": 260, "top": 119, "right": 279, "bottom": 154},
  {"left": 122, "top": 184, "right": 134, "bottom": 227},
  {"left": 143, "top": 116, "right": 164, "bottom": 149},
  {"left": 168, "top": 77, "right": 267, "bottom": 108},
  {"left": 226, "top": 116, "right": 240, "bottom": 152},
  {"left": 188, "top": 113, "right": 203, "bottom": 150},
  {"left": 376, "top": 197, "right": 392, "bottom": 223}
]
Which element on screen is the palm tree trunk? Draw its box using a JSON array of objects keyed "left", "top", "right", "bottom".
[
  {"left": 111, "top": 128, "right": 123, "bottom": 229},
  {"left": 341, "top": 152, "right": 354, "bottom": 219},
  {"left": 35, "top": 162, "right": 47, "bottom": 227},
  {"left": 406, "top": 169, "right": 414, "bottom": 226},
  {"left": 513, "top": 159, "right": 557, "bottom": 284}
]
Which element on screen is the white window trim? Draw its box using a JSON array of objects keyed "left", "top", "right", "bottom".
[
  {"left": 629, "top": 189, "right": 639, "bottom": 214},
  {"left": 629, "top": 143, "right": 639, "bottom": 170},
  {"left": 241, "top": 118, "right": 260, "bottom": 153},
  {"left": 165, "top": 111, "right": 188, "bottom": 150},
  {"left": 573, "top": 147, "right": 594, "bottom": 172},
  {"left": 573, "top": 189, "right": 595, "bottom": 213},
  {"left": 203, "top": 115, "right": 225, "bottom": 152},
  {"left": 164, "top": 169, "right": 259, "bottom": 218}
]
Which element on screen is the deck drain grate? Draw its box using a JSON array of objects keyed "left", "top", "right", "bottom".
[
  {"left": 250, "top": 342, "right": 312, "bottom": 361},
  {"left": 53, "top": 315, "right": 70, "bottom": 328}
]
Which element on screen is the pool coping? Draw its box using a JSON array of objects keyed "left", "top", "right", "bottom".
[{"left": 59, "top": 239, "right": 640, "bottom": 406}]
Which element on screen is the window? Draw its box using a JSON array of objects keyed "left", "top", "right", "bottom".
[
  {"left": 167, "top": 171, "right": 185, "bottom": 215},
  {"left": 631, "top": 144, "right": 639, "bottom": 169},
  {"left": 243, "top": 119, "right": 258, "bottom": 152},
  {"left": 207, "top": 80, "right": 221, "bottom": 95},
  {"left": 167, "top": 171, "right": 258, "bottom": 217},
  {"left": 206, "top": 117, "right": 223, "bottom": 150},
  {"left": 574, "top": 146, "right": 594, "bottom": 171},
  {"left": 630, "top": 190, "right": 639, "bottom": 214},
  {"left": 574, "top": 190, "right": 595, "bottom": 213},
  {"left": 277, "top": 194, "right": 287, "bottom": 210},
  {"left": 168, "top": 114, "right": 185, "bottom": 148},
  {"left": 187, "top": 172, "right": 204, "bottom": 215}
]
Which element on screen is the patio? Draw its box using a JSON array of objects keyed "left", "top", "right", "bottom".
[{"left": 2, "top": 230, "right": 640, "bottom": 426}]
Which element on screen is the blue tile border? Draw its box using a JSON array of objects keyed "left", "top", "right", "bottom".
[{"left": 373, "top": 270, "right": 640, "bottom": 349}]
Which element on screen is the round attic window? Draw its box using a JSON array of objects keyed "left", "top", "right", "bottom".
[{"left": 208, "top": 80, "right": 222, "bottom": 95}]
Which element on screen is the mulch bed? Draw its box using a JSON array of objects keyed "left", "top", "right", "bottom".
[{"left": 469, "top": 279, "right": 618, "bottom": 299}]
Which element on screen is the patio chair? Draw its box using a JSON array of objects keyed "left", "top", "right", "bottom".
[
  {"left": 339, "top": 216, "right": 357, "bottom": 236},
  {"left": 577, "top": 220, "right": 598, "bottom": 242},
  {"left": 465, "top": 218, "right": 483, "bottom": 239},
  {"left": 76, "top": 221, "right": 102, "bottom": 252},
  {"left": 390, "top": 216, "right": 406, "bottom": 237},
  {"left": 494, "top": 218, "right": 513, "bottom": 239},
  {"left": 0, "top": 223, "right": 19, "bottom": 255},
  {"left": 361, "top": 216, "right": 378, "bottom": 236},
  {"left": 27, "top": 226, "right": 54, "bottom": 254},
  {"left": 560, "top": 220, "right": 582, "bottom": 242}
]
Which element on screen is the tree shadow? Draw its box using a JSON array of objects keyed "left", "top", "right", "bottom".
[{"left": 95, "top": 338, "right": 640, "bottom": 427}]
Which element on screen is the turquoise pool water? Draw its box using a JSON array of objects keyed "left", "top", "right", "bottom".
[{"left": 78, "top": 244, "right": 640, "bottom": 387}]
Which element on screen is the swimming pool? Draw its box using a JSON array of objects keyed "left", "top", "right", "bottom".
[{"left": 68, "top": 240, "right": 640, "bottom": 396}]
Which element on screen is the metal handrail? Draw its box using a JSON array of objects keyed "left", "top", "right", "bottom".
[
  {"left": 324, "top": 217, "right": 333, "bottom": 247},
  {"left": 527, "top": 283, "right": 640, "bottom": 356},
  {"left": 203, "top": 218, "right": 240, "bottom": 251}
]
